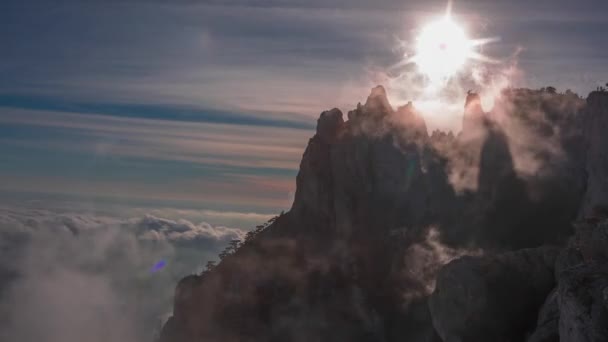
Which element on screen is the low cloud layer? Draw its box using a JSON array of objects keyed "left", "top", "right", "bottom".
[{"left": 0, "top": 205, "right": 246, "bottom": 342}]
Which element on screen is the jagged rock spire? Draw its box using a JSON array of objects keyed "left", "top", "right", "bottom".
[
  {"left": 349, "top": 85, "right": 394, "bottom": 121},
  {"left": 461, "top": 91, "right": 487, "bottom": 139},
  {"left": 396, "top": 101, "right": 428, "bottom": 139},
  {"left": 317, "top": 108, "right": 344, "bottom": 144}
]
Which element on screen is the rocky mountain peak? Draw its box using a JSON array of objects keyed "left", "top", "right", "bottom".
[
  {"left": 349, "top": 85, "right": 394, "bottom": 122},
  {"left": 160, "top": 86, "right": 608, "bottom": 342},
  {"left": 396, "top": 101, "right": 429, "bottom": 140},
  {"left": 316, "top": 108, "right": 345, "bottom": 144},
  {"left": 365, "top": 85, "right": 390, "bottom": 108}
]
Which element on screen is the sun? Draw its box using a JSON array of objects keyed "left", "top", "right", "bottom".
[
  {"left": 389, "top": 2, "right": 499, "bottom": 91},
  {"left": 414, "top": 16, "right": 472, "bottom": 81},
  {"left": 415, "top": 17, "right": 472, "bottom": 81}
]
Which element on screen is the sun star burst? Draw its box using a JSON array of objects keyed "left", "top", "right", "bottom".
[
  {"left": 404, "top": 4, "right": 498, "bottom": 86},
  {"left": 414, "top": 17, "right": 472, "bottom": 81}
]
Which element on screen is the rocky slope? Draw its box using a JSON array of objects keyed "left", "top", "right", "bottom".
[{"left": 160, "top": 87, "right": 608, "bottom": 342}]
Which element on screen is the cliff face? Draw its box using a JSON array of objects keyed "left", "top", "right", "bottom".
[
  {"left": 581, "top": 91, "right": 608, "bottom": 217},
  {"left": 160, "top": 88, "right": 608, "bottom": 342},
  {"left": 293, "top": 86, "right": 455, "bottom": 242}
]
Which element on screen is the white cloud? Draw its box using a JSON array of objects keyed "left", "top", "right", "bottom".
[
  {"left": 0, "top": 205, "right": 246, "bottom": 342},
  {"left": 126, "top": 208, "right": 275, "bottom": 229},
  {"left": 133, "top": 214, "right": 246, "bottom": 246},
  {"left": 201, "top": 209, "right": 273, "bottom": 222}
]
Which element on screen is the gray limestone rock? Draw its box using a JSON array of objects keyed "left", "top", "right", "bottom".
[{"left": 429, "top": 247, "right": 559, "bottom": 342}]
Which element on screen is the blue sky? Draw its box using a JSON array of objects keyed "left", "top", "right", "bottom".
[{"left": 1, "top": 0, "right": 607, "bottom": 228}]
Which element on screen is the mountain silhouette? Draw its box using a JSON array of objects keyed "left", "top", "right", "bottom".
[{"left": 160, "top": 87, "right": 608, "bottom": 342}]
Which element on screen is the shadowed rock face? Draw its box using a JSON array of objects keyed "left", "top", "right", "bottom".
[
  {"left": 558, "top": 263, "right": 608, "bottom": 342},
  {"left": 292, "top": 86, "right": 454, "bottom": 243},
  {"left": 551, "top": 217, "right": 608, "bottom": 342},
  {"left": 429, "top": 247, "right": 559, "bottom": 342},
  {"left": 527, "top": 289, "right": 560, "bottom": 342},
  {"left": 581, "top": 92, "right": 608, "bottom": 217},
  {"left": 160, "top": 87, "right": 607, "bottom": 342}
]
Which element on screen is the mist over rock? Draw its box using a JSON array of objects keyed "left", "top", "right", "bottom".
[
  {"left": 160, "top": 86, "right": 608, "bottom": 342},
  {"left": 461, "top": 91, "right": 486, "bottom": 138}
]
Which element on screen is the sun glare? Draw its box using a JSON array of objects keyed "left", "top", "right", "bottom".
[{"left": 415, "top": 16, "right": 472, "bottom": 82}]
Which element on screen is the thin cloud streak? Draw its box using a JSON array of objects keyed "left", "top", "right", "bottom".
[
  {"left": 0, "top": 108, "right": 311, "bottom": 170},
  {"left": 2, "top": 1, "right": 606, "bottom": 116},
  {"left": 0, "top": 174, "right": 293, "bottom": 213}
]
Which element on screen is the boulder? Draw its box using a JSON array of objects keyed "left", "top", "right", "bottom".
[{"left": 429, "top": 247, "right": 559, "bottom": 342}]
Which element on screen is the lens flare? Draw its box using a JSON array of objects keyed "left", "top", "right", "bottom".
[{"left": 150, "top": 260, "right": 166, "bottom": 273}]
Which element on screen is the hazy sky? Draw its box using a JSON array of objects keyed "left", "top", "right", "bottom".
[
  {"left": 1, "top": 0, "right": 607, "bottom": 224},
  {"left": 0, "top": 2, "right": 607, "bottom": 340}
]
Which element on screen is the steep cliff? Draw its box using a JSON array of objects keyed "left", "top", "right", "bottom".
[
  {"left": 580, "top": 91, "right": 608, "bottom": 217},
  {"left": 160, "top": 87, "right": 608, "bottom": 342}
]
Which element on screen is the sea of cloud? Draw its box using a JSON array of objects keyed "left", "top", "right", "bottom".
[{"left": 0, "top": 204, "right": 246, "bottom": 342}]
